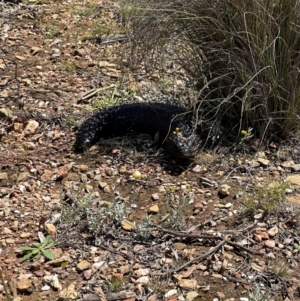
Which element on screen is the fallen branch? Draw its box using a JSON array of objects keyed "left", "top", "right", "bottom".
[
  {"left": 174, "top": 240, "right": 226, "bottom": 273},
  {"left": 140, "top": 227, "right": 260, "bottom": 255}
]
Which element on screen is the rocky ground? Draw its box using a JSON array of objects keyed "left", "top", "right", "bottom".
[{"left": 1, "top": 1, "right": 300, "bottom": 301}]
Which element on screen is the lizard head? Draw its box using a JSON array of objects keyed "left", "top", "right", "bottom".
[{"left": 164, "top": 123, "right": 201, "bottom": 159}]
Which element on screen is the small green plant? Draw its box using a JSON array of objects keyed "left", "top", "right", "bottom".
[
  {"left": 94, "top": 87, "right": 119, "bottom": 109},
  {"left": 66, "top": 115, "right": 78, "bottom": 127},
  {"left": 243, "top": 182, "right": 289, "bottom": 213},
  {"left": 20, "top": 235, "right": 59, "bottom": 262},
  {"left": 73, "top": 3, "right": 100, "bottom": 17},
  {"left": 63, "top": 60, "right": 76, "bottom": 72},
  {"left": 249, "top": 285, "right": 271, "bottom": 301},
  {"left": 108, "top": 275, "right": 124, "bottom": 292},
  {"left": 293, "top": 243, "right": 300, "bottom": 253},
  {"left": 270, "top": 258, "right": 289, "bottom": 278}
]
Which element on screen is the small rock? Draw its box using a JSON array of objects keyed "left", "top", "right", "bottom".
[
  {"left": 286, "top": 175, "right": 300, "bottom": 186},
  {"left": 266, "top": 252, "right": 276, "bottom": 259},
  {"left": 136, "top": 276, "right": 149, "bottom": 285},
  {"left": 56, "top": 164, "right": 72, "bottom": 179},
  {"left": 83, "top": 269, "right": 92, "bottom": 280},
  {"left": 45, "top": 223, "right": 57, "bottom": 236},
  {"left": 178, "top": 278, "right": 197, "bottom": 289},
  {"left": 134, "top": 268, "right": 150, "bottom": 277},
  {"left": 192, "top": 165, "right": 202, "bottom": 173},
  {"left": 292, "top": 164, "right": 300, "bottom": 172},
  {"left": 23, "top": 120, "right": 39, "bottom": 136},
  {"left": 73, "top": 164, "right": 89, "bottom": 172},
  {"left": 6, "top": 238, "right": 15, "bottom": 244},
  {"left": 281, "top": 160, "right": 295, "bottom": 168},
  {"left": 148, "top": 204, "right": 159, "bottom": 214},
  {"left": 85, "top": 184, "right": 93, "bottom": 192},
  {"left": 20, "top": 232, "right": 31, "bottom": 238},
  {"left": 22, "top": 142, "right": 36, "bottom": 150},
  {"left": 118, "top": 265, "right": 130, "bottom": 274},
  {"left": 194, "top": 202, "right": 204, "bottom": 210},
  {"left": 257, "top": 158, "right": 269, "bottom": 167},
  {"left": 173, "top": 242, "right": 187, "bottom": 250},
  {"left": 58, "top": 282, "right": 78, "bottom": 300},
  {"left": 48, "top": 256, "right": 71, "bottom": 266},
  {"left": 186, "top": 291, "right": 199, "bottom": 301},
  {"left": 151, "top": 193, "right": 159, "bottom": 201},
  {"left": 158, "top": 186, "right": 166, "bottom": 192},
  {"left": 217, "top": 292, "right": 225, "bottom": 299},
  {"left": 105, "top": 167, "right": 118, "bottom": 176},
  {"left": 77, "top": 260, "right": 91, "bottom": 271},
  {"left": 121, "top": 220, "right": 135, "bottom": 231},
  {"left": 99, "top": 181, "right": 111, "bottom": 193},
  {"left": 265, "top": 240, "right": 276, "bottom": 248},
  {"left": 165, "top": 289, "right": 177, "bottom": 298},
  {"left": 0, "top": 172, "right": 8, "bottom": 180},
  {"left": 212, "top": 273, "right": 223, "bottom": 279},
  {"left": 267, "top": 226, "right": 278, "bottom": 237},
  {"left": 41, "top": 170, "right": 54, "bottom": 181},
  {"left": 17, "top": 172, "right": 31, "bottom": 182},
  {"left": 147, "top": 294, "right": 159, "bottom": 301},
  {"left": 218, "top": 184, "right": 231, "bottom": 196},
  {"left": 52, "top": 248, "right": 63, "bottom": 259},
  {"left": 3, "top": 227, "right": 12, "bottom": 234},
  {"left": 43, "top": 274, "right": 62, "bottom": 290},
  {"left": 17, "top": 278, "right": 32, "bottom": 293},
  {"left": 254, "top": 213, "right": 263, "bottom": 219}
]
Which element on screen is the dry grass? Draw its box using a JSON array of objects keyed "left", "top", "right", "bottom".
[{"left": 121, "top": 0, "right": 300, "bottom": 143}]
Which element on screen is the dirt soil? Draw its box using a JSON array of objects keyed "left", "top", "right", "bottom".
[{"left": 2, "top": 1, "right": 300, "bottom": 301}]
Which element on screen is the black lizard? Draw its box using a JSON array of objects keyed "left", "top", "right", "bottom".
[{"left": 74, "top": 102, "right": 201, "bottom": 159}]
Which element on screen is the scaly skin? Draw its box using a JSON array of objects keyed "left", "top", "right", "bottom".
[{"left": 74, "top": 103, "right": 201, "bottom": 158}]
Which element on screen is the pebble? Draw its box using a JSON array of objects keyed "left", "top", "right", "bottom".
[
  {"left": 165, "top": 289, "right": 177, "bottom": 298},
  {"left": 219, "top": 184, "right": 231, "bottom": 196},
  {"left": 151, "top": 193, "right": 159, "bottom": 201},
  {"left": 186, "top": 291, "right": 199, "bottom": 301},
  {"left": 265, "top": 240, "right": 275, "bottom": 248},
  {"left": 292, "top": 164, "right": 300, "bottom": 172},
  {"left": 136, "top": 276, "right": 149, "bottom": 285},
  {"left": 16, "top": 278, "right": 32, "bottom": 293},
  {"left": 77, "top": 260, "right": 91, "bottom": 271},
  {"left": 134, "top": 268, "right": 150, "bottom": 277},
  {"left": 148, "top": 205, "right": 159, "bottom": 214}
]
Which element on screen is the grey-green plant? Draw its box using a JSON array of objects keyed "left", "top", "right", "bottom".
[
  {"left": 270, "top": 258, "right": 289, "bottom": 278},
  {"left": 163, "top": 191, "right": 194, "bottom": 229},
  {"left": 20, "top": 235, "right": 59, "bottom": 262},
  {"left": 62, "top": 192, "right": 131, "bottom": 234},
  {"left": 136, "top": 215, "right": 152, "bottom": 241},
  {"left": 249, "top": 286, "right": 271, "bottom": 301}
]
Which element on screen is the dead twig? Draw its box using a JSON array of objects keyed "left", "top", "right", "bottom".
[
  {"left": 174, "top": 240, "right": 226, "bottom": 273},
  {"left": 0, "top": 268, "right": 11, "bottom": 301},
  {"left": 141, "top": 226, "right": 260, "bottom": 255}
]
